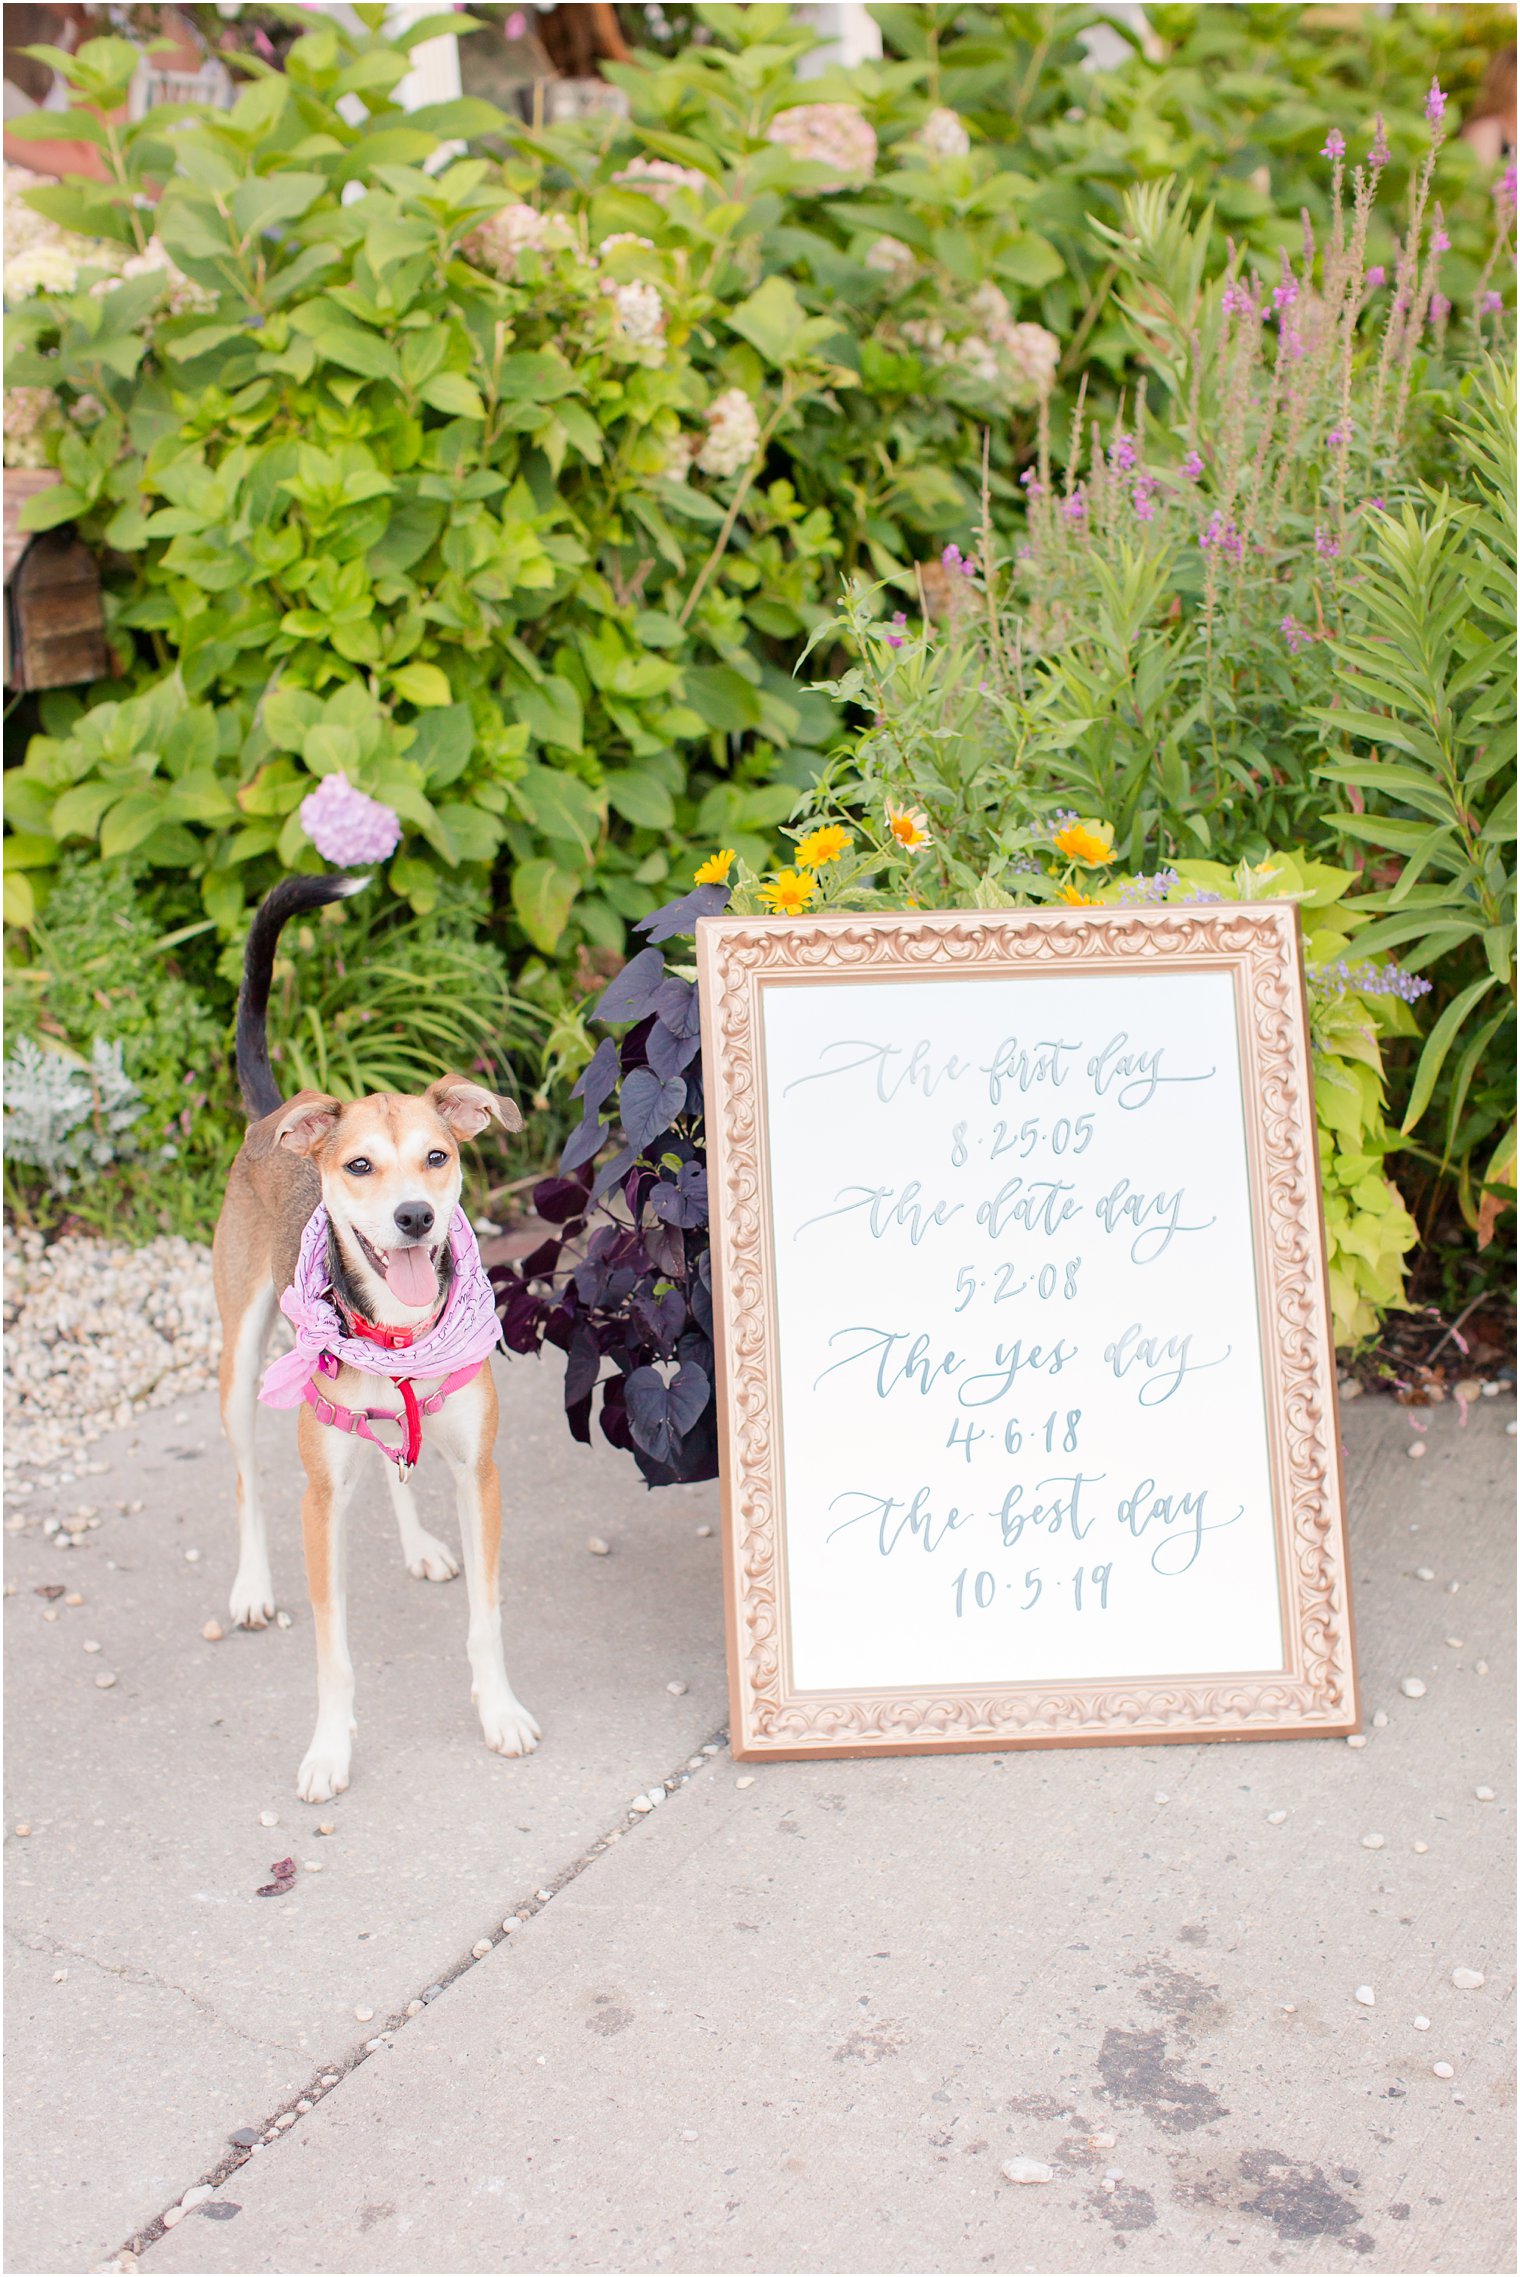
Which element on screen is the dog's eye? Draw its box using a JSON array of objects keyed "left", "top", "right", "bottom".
[
  {"left": 426, "top": 1149, "right": 449, "bottom": 1169},
  {"left": 344, "top": 1158, "right": 372, "bottom": 1177}
]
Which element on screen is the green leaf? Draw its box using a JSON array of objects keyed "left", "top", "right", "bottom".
[
  {"left": 390, "top": 661, "right": 454, "bottom": 708},
  {"left": 511, "top": 857, "right": 578, "bottom": 953},
  {"left": 497, "top": 351, "right": 580, "bottom": 402},
  {"left": 516, "top": 675, "right": 583, "bottom": 753},
  {"left": 420, "top": 371, "right": 487, "bottom": 419},
  {"left": 18, "top": 486, "right": 87, "bottom": 534},
  {"left": 684, "top": 665, "right": 762, "bottom": 733},
  {"left": 99, "top": 790, "right": 171, "bottom": 858},
  {"left": 512, "top": 765, "right": 602, "bottom": 855},
  {"left": 230, "top": 173, "right": 327, "bottom": 241},
  {"left": 605, "top": 770, "right": 676, "bottom": 830},
  {"left": 1402, "top": 975, "right": 1500, "bottom": 1132},
  {"left": 727, "top": 274, "right": 808, "bottom": 367}
]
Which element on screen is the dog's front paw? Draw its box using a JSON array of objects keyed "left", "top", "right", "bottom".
[
  {"left": 229, "top": 1566, "right": 276, "bottom": 1630},
  {"left": 477, "top": 1691, "right": 541, "bottom": 1759},
  {"left": 404, "top": 1530, "right": 459, "bottom": 1583},
  {"left": 297, "top": 1734, "right": 352, "bottom": 1803}
]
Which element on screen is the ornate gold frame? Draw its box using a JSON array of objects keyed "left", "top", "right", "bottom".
[{"left": 696, "top": 903, "right": 1358, "bottom": 1759}]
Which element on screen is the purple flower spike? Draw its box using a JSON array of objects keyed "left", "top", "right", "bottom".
[
  {"left": 1365, "top": 264, "right": 1386, "bottom": 289},
  {"left": 1020, "top": 468, "right": 1044, "bottom": 496},
  {"left": 941, "top": 543, "right": 964, "bottom": 570},
  {"left": 1061, "top": 490, "right": 1087, "bottom": 523},
  {"left": 1314, "top": 525, "right": 1341, "bottom": 561},
  {"left": 1431, "top": 219, "right": 1451, "bottom": 253},
  {"left": 1430, "top": 292, "right": 1451, "bottom": 323},
  {"left": 1481, "top": 289, "right": 1505, "bottom": 314},
  {"left": 1327, "top": 426, "right": 1348, "bottom": 450},
  {"left": 1425, "top": 78, "right": 1447, "bottom": 131},
  {"left": 1321, "top": 128, "right": 1346, "bottom": 161},
  {"left": 1369, "top": 115, "right": 1390, "bottom": 171},
  {"left": 1181, "top": 449, "right": 1204, "bottom": 480},
  {"left": 1109, "top": 431, "right": 1137, "bottom": 471},
  {"left": 1131, "top": 475, "right": 1157, "bottom": 522},
  {"left": 299, "top": 773, "right": 402, "bottom": 867},
  {"left": 1497, "top": 164, "right": 1517, "bottom": 219},
  {"left": 1280, "top": 614, "right": 1311, "bottom": 653}
]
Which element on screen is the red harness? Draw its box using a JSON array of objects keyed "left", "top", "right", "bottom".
[{"left": 301, "top": 1306, "right": 482, "bottom": 1479}]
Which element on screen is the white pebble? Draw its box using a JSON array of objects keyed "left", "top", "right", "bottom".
[
  {"left": 696, "top": 1524, "right": 713, "bottom": 1538},
  {"left": 1346, "top": 1734, "right": 1368, "bottom": 1749},
  {"left": 1266, "top": 1810, "right": 1287, "bottom": 1825},
  {"left": 1476, "top": 1660, "right": 1489, "bottom": 1675},
  {"left": 680, "top": 2127, "right": 698, "bottom": 2141},
  {"left": 666, "top": 1679, "right": 688, "bottom": 1696},
  {"left": 1355, "top": 1985, "right": 1376, "bottom": 2006},
  {"left": 1400, "top": 1677, "right": 1427, "bottom": 1698},
  {"left": 1413, "top": 1841, "right": 1430, "bottom": 1855},
  {"left": 1433, "top": 2062, "right": 1455, "bottom": 2079},
  {"left": 295, "top": 2099, "right": 312, "bottom": 2113},
  {"left": 1001, "top": 2158, "right": 1053, "bottom": 2185},
  {"left": 1413, "top": 2015, "right": 1430, "bottom": 2030},
  {"left": 1445, "top": 1637, "right": 1465, "bottom": 1650},
  {"left": 201, "top": 1619, "right": 224, "bottom": 1642},
  {"left": 1372, "top": 1711, "right": 1388, "bottom": 1727},
  {"left": 1153, "top": 1792, "right": 1170, "bottom": 1805},
  {"left": 317, "top": 1822, "right": 335, "bottom": 1836},
  {"left": 644, "top": 1788, "right": 664, "bottom": 1808},
  {"left": 500, "top": 1919, "right": 517, "bottom": 1933},
  {"left": 276, "top": 2112, "right": 295, "bottom": 2129},
  {"left": 180, "top": 2185, "right": 212, "bottom": 2209},
  {"left": 52, "top": 1969, "right": 67, "bottom": 1983},
  {"left": 1451, "top": 1967, "right": 1485, "bottom": 1990},
  {"left": 64, "top": 1592, "right": 83, "bottom": 1607},
  {"left": 365, "top": 2037, "right": 383, "bottom": 2053},
  {"left": 630, "top": 1796, "right": 653, "bottom": 1814},
  {"left": 1361, "top": 1833, "right": 1385, "bottom": 1850},
  {"left": 1447, "top": 1580, "right": 1461, "bottom": 1593},
  {"left": 94, "top": 1672, "right": 116, "bottom": 1689},
  {"left": 160, "top": 2206, "right": 184, "bottom": 2229},
  {"left": 1408, "top": 1442, "right": 1427, "bottom": 1459},
  {"left": 259, "top": 1811, "right": 278, "bottom": 1828},
  {"left": 82, "top": 1639, "right": 100, "bottom": 1654},
  {"left": 355, "top": 2005, "right": 374, "bottom": 2021},
  {"left": 587, "top": 1536, "right": 610, "bottom": 1557},
  {"left": 1089, "top": 2131, "right": 1117, "bottom": 2148},
  {"left": 184, "top": 1548, "right": 200, "bottom": 1563},
  {"left": 736, "top": 1775, "right": 754, "bottom": 1789},
  {"left": 321, "top": 2074, "right": 339, "bottom": 2088},
  {"left": 1474, "top": 1786, "right": 1495, "bottom": 1802},
  {"left": 406, "top": 2000, "right": 423, "bottom": 2016},
  {"left": 13, "top": 1824, "right": 30, "bottom": 1838},
  {"left": 303, "top": 1860, "right": 322, "bottom": 1873},
  {"left": 276, "top": 1610, "right": 292, "bottom": 1629},
  {"left": 472, "top": 1940, "right": 492, "bottom": 1959},
  {"left": 1282, "top": 2003, "right": 1296, "bottom": 2014},
  {"left": 1414, "top": 1565, "right": 1435, "bottom": 1581},
  {"left": 537, "top": 1888, "right": 553, "bottom": 1902}
]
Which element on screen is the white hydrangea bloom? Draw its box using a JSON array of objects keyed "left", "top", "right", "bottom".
[
  {"left": 7, "top": 238, "right": 88, "bottom": 299},
  {"left": 612, "top": 157, "right": 709, "bottom": 203},
  {"left": 659, "top": 433, "right": 694, "bottom": 484},
  {"left": 604, "top": 277, "right": 666, "bottom": 364},
  {"left": 696, "top": 387, "right": 760, "bottom": 478},
  {"left": 1002, "top": 322, "right": 1061, "bottom": 399},
  {"left": 4, "top": 386, "right": 60, "bottom": 469},
  {"left": 865, "top": 234, "right": 916, "bottom": 284},
  {"left": 766, "top": 104, "right": 877, "bottom": 189},
  {"left": 597, "top": 232, "right": 656, "bottom": 257},
  {"left": 467, "top": 202, "right": 573, "bottom": 278},
  {"left": 914, "top": 108, "right": 971, "bottom": 161},
  {"left": 4, "top": 166, "right": 118, "bottom": 301}
]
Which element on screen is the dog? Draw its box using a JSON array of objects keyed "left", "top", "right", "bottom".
[{"left": 213, "top": 875, "right": 539, "bottom": 1801}]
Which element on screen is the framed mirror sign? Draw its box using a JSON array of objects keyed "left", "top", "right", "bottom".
[{"left": 696, "top": 903, "right": 1358, "bottom": 1760}]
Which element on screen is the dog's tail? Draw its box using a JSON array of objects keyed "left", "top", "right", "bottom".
[{"left": 236, "top": 874, "right": 371, "bottom": 1120}]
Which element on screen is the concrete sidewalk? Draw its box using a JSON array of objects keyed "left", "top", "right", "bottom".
[{"left": 4, "top": 1365, "right": 1514, "bottom": 2275}]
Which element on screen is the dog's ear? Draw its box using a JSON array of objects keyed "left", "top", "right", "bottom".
[
  {"left": 425, "top": 1074, "right": 525, "bottom": 1142},
  {"left": 245, "top": 1090, "right": 343, "bottom": 1161}
]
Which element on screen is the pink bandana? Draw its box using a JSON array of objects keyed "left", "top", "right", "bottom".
[{"left": 259, "top": 1204, "right": 503, "bottom": 1411}]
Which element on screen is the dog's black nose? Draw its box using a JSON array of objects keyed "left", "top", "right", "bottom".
[{"left": 393, "top": 1200, "right": 435, "bottom": 1241}]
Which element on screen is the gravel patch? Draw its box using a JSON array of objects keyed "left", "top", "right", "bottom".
[{"left": 3, "top": 1227, "right": 220, "bottom": 1477}]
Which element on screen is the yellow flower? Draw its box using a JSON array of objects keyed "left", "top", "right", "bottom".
[
  {"left": 693, "top": 848, "right": 734, "bottom": 884},
  {"left": 794, "top": 824, "right": 853, "bottom": 869},
  {"left": 1056, "top": 883, "right": 1099, "bottom": 906},
  {"left": 758, "top": 867, "right": 818, "bottom": 915},
  {"left": 885, "top": 801, "right": 933, "bottom": 850},
  {"left": 1052, "top": 818, "right": 1116, "bottom": 866}
]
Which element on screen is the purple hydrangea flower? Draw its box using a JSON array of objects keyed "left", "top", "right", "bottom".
[
  {"left": 1321, "top": 129, "right": 1346, "bottom": 161},
  {"left": 1280, "top": 614, "right": 1311, "bottom": 653},
  {"left": 1369, "top": 116, "right": 1390, "bottom": 171},
  {"left": 299, "top": 773, "right": 402, "bottom": 866},
  {"left": 1314, "top": 526, "right": 1341, "bottom": 560},
  {"left": 1181, "top": 449, "right": 1204, "bottom": 480},
  {"left": 1425, "top": 78, "right": 1446, "bottom": 131},
  {"left": 1109, "top": 431, "right": 1137, "bottom": 472}
]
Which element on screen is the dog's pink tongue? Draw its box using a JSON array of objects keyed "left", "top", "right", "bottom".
[{"left": 385, "top": 1243, "right": 437, "bottom": 1308}]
